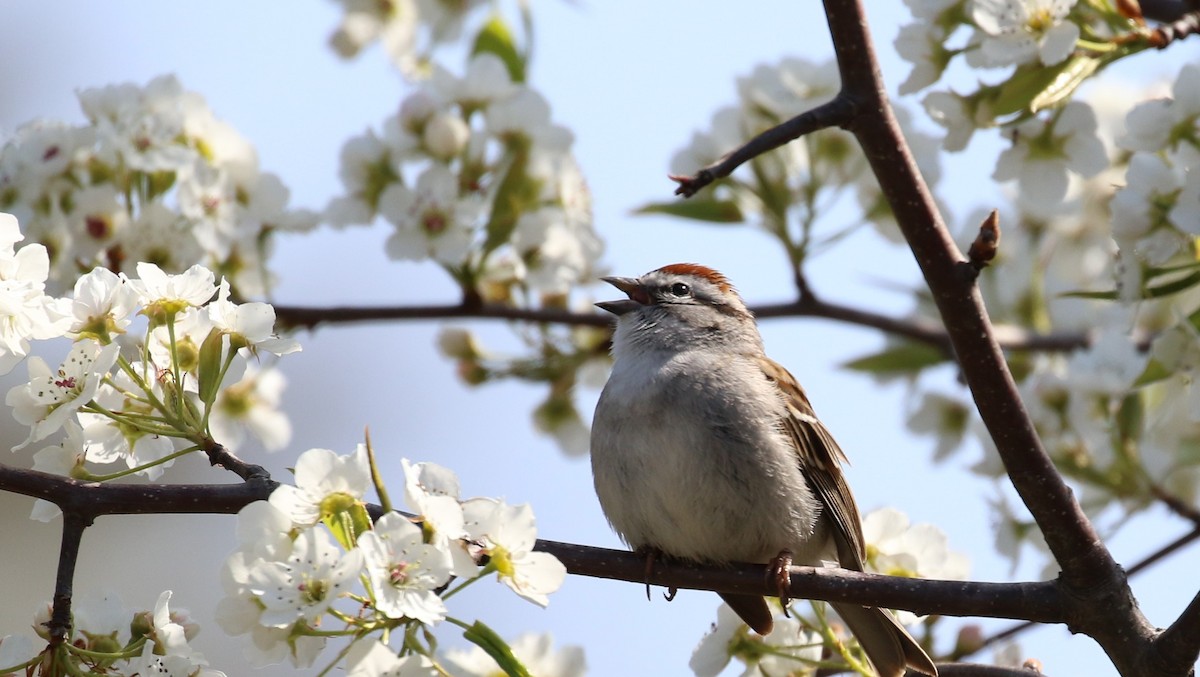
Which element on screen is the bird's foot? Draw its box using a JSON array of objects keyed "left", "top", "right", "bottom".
[
  {"left": 768, "top": 549, "right": 794, "bottom": 617},
  {"left": 636, "top": 546, "right": 662, "bottom": 601}
]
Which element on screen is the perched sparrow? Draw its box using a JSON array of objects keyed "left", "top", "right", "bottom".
[{"left": 590, "top": 263, "right": 937, "bottom": 677}]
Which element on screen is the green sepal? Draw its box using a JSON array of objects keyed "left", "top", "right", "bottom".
[
  {"left": 462, "top": 620, "right": 532, "bottom": 677},
  {"left": 472, "top": 15, "right": 525, "bottom": 83},
  {"left": 634, "top": 198, "right": 745, "bottom": 223},
  {"left": 842, "top": 341, "right": 948, "bottom": 375},
  {"left": 197, "top": 328, "right": 226, "bottom": 407},
  {"left": 321, "top": 501, "right": 373, "bottom": 551},
  {"left": 145, "top": 170, "right": 178, "bottom": 201}
]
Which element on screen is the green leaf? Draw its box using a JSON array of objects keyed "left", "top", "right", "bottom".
[
  {"left": 1133, "top": 358, "right": 1172, "bottom": 387},
  {"left": 1028, "top": 55, "right": 1101, "bottom": 114},
  {"left": 482, "top": 148, "right": 540, "bottom": 254},
  {"left": 1115, "top": 391, "right": 1144, "bottom": 444},
  {"left": 634, "top": 199, "right": 745, "bottom": 223},
  {"left": 993, "top": 55, "right": 1101, "bottom": 117},
  {"left": 472, "top": 15, "right": 525, "bottom": 83},
  {"left": 462, "top": 621, "right": 532, "bottom": 677},
  {"left": 1062, "top": 269, "right": 1200, "bottom": 301},
  {"left": 842, "top": 342, "right": 948, "bottom": 375}
]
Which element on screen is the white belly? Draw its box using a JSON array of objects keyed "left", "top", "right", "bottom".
[{"left": 590, "top": 348, "right": 831, "bottom": 565}]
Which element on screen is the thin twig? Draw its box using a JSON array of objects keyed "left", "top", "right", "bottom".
[
  {"left": 670, "top": 97, "right": 858, "bottom": 197},
  {"left": 273, "top": 301, "right": 1090, "bottom": 354}
]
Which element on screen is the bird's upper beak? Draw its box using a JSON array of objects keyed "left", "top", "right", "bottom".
[{"left": 596, "top": 276, "right": 649, "bottom": 316}]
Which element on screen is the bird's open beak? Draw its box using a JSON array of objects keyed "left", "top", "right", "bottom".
[{"left": 596, "top": 276, "right": 649, "bottom": 316}]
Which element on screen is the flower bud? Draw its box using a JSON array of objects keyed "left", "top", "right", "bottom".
[{"left": 422, "top": 113, "right": 469, "bottom": 160}]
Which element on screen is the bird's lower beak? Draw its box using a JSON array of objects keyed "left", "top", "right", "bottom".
[{"left": 596, "top": 276, "right": 648, "bottom": 316}]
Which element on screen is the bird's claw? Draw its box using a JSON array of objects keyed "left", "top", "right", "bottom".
[
  {"left": 638, "top": 547, "right": 661, "bottom": 601},
  {"left": 769, "top": 549, "right": 794, "bottom": 617},
  {"left": 664, "top": 587, "right": 678, "bottom": 602}
]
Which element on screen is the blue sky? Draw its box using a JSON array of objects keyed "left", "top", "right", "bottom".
[{"left": 1, "top": 2, "right": 1198, "bottom": 675}]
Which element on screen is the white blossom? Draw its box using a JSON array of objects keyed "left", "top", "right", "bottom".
[
  {"left": 972, "top": 0, "right": 1079, "bottom": 67},
  {"left": 358, "top": 512, "right": 453, "bottom": 623},
  {"left": 461, "top": 498, "right": 565, "bottom": 607},
  {"left": 246, "top": 527, "right": 364, "bottom": 627},
  {"left": 269, "top": 445, "right": 372, "bottom": 526},
  {"left": 6, "top": 340, "right": 120, "bottom": 449},
  {"left": 992, "top": 102, "right": 1107, "bottom": 214},
  {"left": 444, "top": 633, "right": 585, "bottom": 677}
]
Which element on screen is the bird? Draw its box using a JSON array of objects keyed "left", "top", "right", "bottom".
[{"left": 589, "top": 262, "right": 938, "bottom": 677}]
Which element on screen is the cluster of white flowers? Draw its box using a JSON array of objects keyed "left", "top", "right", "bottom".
[
  {"left": 216, "top": 445, "right": 576, "bottom": 675},
  {"left": 328, "top": 53, "right": 601, "bottom": 299},
  {"left": 1111, "top": 64, "right": 1200, "bottom": 289},
  {"left": 897, "top": 0, "right": 1088, "bottom": 98},
  {"left": 690, "top": 603, "right": 823, "bottom": 677},
  {"left": 687, "top": 508, "right": 965, "bottom": 677},
  {"left": 0, "top": 75, "right": 316, "bottom": 298},
  {"left": 0, "top": 214, "right": 297, "bottom": 520},
  {"left": 862, "top": 507, "right": 971, "bottom": 624},
  {"left": 327, "top": 0, "right": 489, "bottom": 78},
  {"left": 896, "top": 66, "right": 1200, "bottom": 559},
  {"left": 668, "top": 56, "right": 942, "bottom": 245},
  {"left": 0, "top": 590, "right": 224, "bottom": 676}
]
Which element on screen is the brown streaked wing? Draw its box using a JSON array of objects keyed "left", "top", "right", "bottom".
[{"left": 757, "top": 356, "right": 868, "bottom": 571}]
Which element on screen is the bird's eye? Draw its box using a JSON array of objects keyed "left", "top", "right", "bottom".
[{"left": 669, "top": 282, "right": 691, "bottom": 297}]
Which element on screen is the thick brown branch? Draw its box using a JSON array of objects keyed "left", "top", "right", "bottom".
[
  {"left": 0, "top": 465, "right": 276, "bottom": 516},
  {"left": 535, "top": 539, "right": 1064, "bottom": 623},
  {"left": 977, "top": 525, "right": 1200, "bottom": 654},
  {"left": 1140, "top": 0, "right": 1200, "bottom": 23},
  {"left": 936, "top": 666, "right": 1045, "bottom": 677},
  {"left": 0, "top": 465, "right": 1067, "bottom": 626},
  {"left": 818, "top": 0, "right": 1135, "bottom": 632},
  {"left": 671, "top": 97, "right": 858, "bottom": 197},
  {"left": 1148, "top": 588, "right": 1200, "bottom": 674}
]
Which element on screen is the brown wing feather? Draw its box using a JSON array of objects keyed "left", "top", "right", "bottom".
[{"left": 757, "top": 356, "right": 867, "bottom": 571}]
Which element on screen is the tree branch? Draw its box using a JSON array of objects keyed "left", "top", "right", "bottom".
[
  {"left": 273, "top": 302, "right": 612, "bottom": 330},
  {"left": 668, "top": 0, "right": 1160, "bottom": 671},
  {"left": 47, "top": 512, "right": 90, "bottom": 646},
  {"left": 670, "top": 96, "right": 858, "bottom": 198},
  {"left": 0, "top": 465, "right": 276, "bottom": 516},
  {"left": 273, "top": 301, "right": 1089, "bottom": 354},
  {"left": 0, "top": 464, "right": 1064, "bottom": 625},
  {"left": 1148, "top": 588, "right": 1200, "bottom": 674},
  {"left": 823, "top": 1, "right": 1157, "bottom": 666},
  {"left": 536, "top": 538, "right": 1064, "bottom": 623},
  {"left": 978, "top": 525, "right": 1200, "bottom": 654},
  {"left": 826, "top": 0, "right": 1116, "bottom": 593}
]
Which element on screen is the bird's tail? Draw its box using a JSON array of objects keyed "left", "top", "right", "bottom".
[
  {"left": 832, "top": 602, "right": 938, "bottom": 677},
  {"left": 717, "top": 592, "right": 774, "bottom": 635}
]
